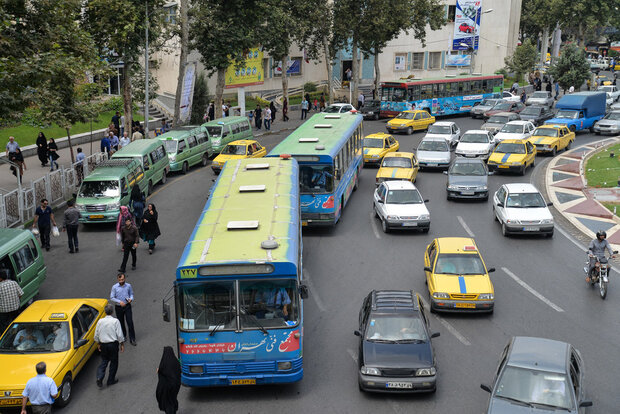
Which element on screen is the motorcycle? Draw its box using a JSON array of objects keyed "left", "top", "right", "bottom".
[{"left": 584, "top": 251, "right": 618, "bottom": 299}]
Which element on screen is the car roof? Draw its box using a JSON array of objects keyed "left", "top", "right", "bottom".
[
  {"left": 112, "top": 139, "right": 163, "bottom": 156},
  {"left": 15, "top": 299, "right": 108, "bottom": 323},
  {"left": 370, "top": 290, "right": 420, "bottom": 312},
  {"left": 505, "top": 120, "right": 530, "bottom": 125},
  {"left": 462, "top": 129, "right": 489, "bottom": 134},
  {"left": 383, "top": 181, "right": 417, "bottom": 190},
  {"left": 365, "top": 133, "right": 391, "bottom": 138},
  {"left": 84, "top": 159, "right": 139, "bottom": 180},
  {"left": 507, "top": 336, "right": 569, "bottom": 374},
  {"left": 420, "top": 136, "right": 447, "bottom": 142},
  {"left": 402, "top": 110, "right": 428, "bottom": 114},
  {"left": 384, "top": 152, "right": 414, "bottom": 158},
  {"left": 453, "top": 157, "right": 486, "bottom": 164},
  {"left": 228, "top": 139, "right": 258, "bottom": 145},
  {"left": 536, "top": 124, "right": 563, "bottom": 130},
  {"left": 432, "top": 121, "right": 455, "bottom": 126},
  {"left": 0, "top": 228, "right": 34, "bottom": 248},
  {"left": 504, "top": 183, "right": 539, "bottom": 193},
  {"left": 435, "top": 237, "right": 479, "bottom": 254}
]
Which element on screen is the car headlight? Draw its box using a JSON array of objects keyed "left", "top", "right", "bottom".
[
  {"left": 108, "top": 202, "right": 120, "bottom": 210},
  {"left": 189, "top": 365, "right": 204, "bottom": 374},
  {"left": 541, "top": 219, "right": 554, "bottom": 224},
  {"left": 543, "top": 145, "right": 552, "bottom": 150},
  {"left": 212, "top": 161, "right": 220, "bottom": 166},
  {"left": 361, "top": 366, "right": 381, "bottom": 376},
  {"left": 416, "top": 367, "right": 436, "bottom": 377},
  {"left": 419, "top": 214, "right": 430, "bottom": 220},
  {"left": 432, "top": 292, "right": 449, "bottom": 299},
  {"left": 447, "top": 185, "right": 458, "bottom": 190},
  {"left": 370, "top": 154, "right": 379, "bottom": 158},
  {"left": 367, "top": 111, "right": 374, "bottom": 115},
  {"left": 477, "top": 185, "right": 488, "bottom": 191},
  {"left": 387, "top": 215, "right": 399, "bottom": 220},
  {"left": 278, "top": 361, "right": 292, "bottom": 370},
  {"left": 76, "top": 203, "right": 85, "bottom": 211},
  {"left": 510, "top": 162, "right": 522, "bottom": 165},
  {"left": 506, "top": 219, "right": 521, "bottom": 224},
  {"left": 479, "top": 293, "right": 494, "bottom": 300}
]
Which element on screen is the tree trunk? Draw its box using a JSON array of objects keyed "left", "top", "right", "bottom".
[
  {"left": 281, "top": 54, "right": 289, "bottom": 120},
  {"left": 551, "top": 24, "right": 561, "bottom": 58},
  {"left": 214, "top": 67, "right": 225, "bottom": 119},
  {"left": 352, "top": 38, "right": 358, "bottom": 106},
  {"left": 374, "top": 47, "right": 380, "bottom": 100},
  {"left": 122, "top": 61, "right": 133, "bottom": 137},
  {"left": 323, "top": 37, "right": 333, "bottom": 105},
  {"left": 173, "top": 0, "right": 189, "bottom": 126},
  {"left": 540, "top": 27, "right": 549, "bottom": 67},
  {"left": 65, "top": 127, "right": 75, "bottom": 163},
  {"left": 577, "top": 22, "right": 584, "bottom": 48}
]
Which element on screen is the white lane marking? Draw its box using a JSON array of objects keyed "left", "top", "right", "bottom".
[
  {"left": 370, "top": 210, "right": 382, "bottom": 239},
  {"left": 419, "top": 297, "right": 471, "bottom": 346},
  {"left": 502, "top": 267, "right": 564, "bottom": 312},
  {"left": 303, "top": 269, "right": 327, "bottom": 312},
  {"left": 457, "top": 215, "right": 476, "bottom": 238},
  {"left": 347, "top": 348, "right": 357, "bottom": 363}
]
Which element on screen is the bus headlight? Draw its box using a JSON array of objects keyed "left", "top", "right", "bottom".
[
  {"left": 189, "top": 365, "right": 204, "bottom": 374},
  {"left": 76, "top": 203, "right": 85, "bottom": 211},
  {"left": 278, "top": 361, "right": 292, "bottom": 371}
]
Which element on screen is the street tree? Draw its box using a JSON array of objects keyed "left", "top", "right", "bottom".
[
  {"left": 553, "top": 0, "right": 613, "bottom": 47},
  {"left": 504, "top": 39, "right": 537, "bottom": 83},
  {"left": 190, "top": 72, "right": 209, "bottom": 125},
  {"left": 547, "top": 44, "right": 590, "bottom": 91},
  {"left": 172, "top": 0, "right": 189, "bottom": 126}
]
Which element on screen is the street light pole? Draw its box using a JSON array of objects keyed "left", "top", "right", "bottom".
[
  {"left": 467, "top": 8, "right": 493, "bottom": 74},
  {"left": 144, "top": 0, "right": 149, "bottom": 138}
]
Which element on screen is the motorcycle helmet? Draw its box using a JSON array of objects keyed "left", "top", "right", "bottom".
[{"left": 596, "top": 230, "right": 607, "bottom": 239}]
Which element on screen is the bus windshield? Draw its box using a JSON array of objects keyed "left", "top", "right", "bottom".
[
  {"left": 299, "top": 165, "right": 334, "bottom": 194},
  {"left": 381, "top": 157, "right": 412, "bottom": 168},
  {"left": 164, "top": 140, "right": 178, "bottom": 153},
  {"left": 364, "top": 138, "right": 383, "bottom": 148},
  {"left": 206, "top": 126, "right": 223, "bottom": 137},
  {"left": 79, "top": 181, "right": 119, "bottom": 198}
]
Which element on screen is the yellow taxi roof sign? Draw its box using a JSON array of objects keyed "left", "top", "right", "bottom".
[
  {"left": 49, "top": 312, "right": 68, "bottom": 320},
  {"left": 463, "top": 245, "right": 477, "bottom": 251}
]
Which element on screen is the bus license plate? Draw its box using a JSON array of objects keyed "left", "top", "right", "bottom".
[
  {"left": 386, "top": 382, "right": 413, "bottom": 389},
  {"left": 230, "top": 379, "right": 256, "bottom": 385},
  {"left": 455, "top": 303, "right": 476, "bottom": 309},
  {"left": 0, "top": 398, "right": 21, "bottom": 406},
  {"left": 89, "top": 215, "right": 104, "bottom": 219}
]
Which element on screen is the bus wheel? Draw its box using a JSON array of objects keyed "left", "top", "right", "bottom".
[
  {"left": 182, "top": 162, "right": 189, "bottom": 174},
  {"left": 161, "top": 172, "right": 167, "bottom": 185},
  {"left": 353, "top": 174, "right": 359, "bottom": 191},
  {"left": 406, "top": 127, "right": 413, "bottom": 135},
  {"left": 201, "top": 154, "right": 209, "bottom": 166}
]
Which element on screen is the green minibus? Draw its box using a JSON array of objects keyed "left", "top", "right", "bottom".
[{"left": 112, "top": 139, "right": 170, "bottom": 194}]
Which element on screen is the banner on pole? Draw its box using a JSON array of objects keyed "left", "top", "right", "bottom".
[
  {"left": 179, "top": 62, "right": 196, "bottom": 122},
  {"left": 452, "top": 0, "right": 482, "bottom": 51},
  {"left": 225, "top": 48, "right": 264, "bottom": 89}
]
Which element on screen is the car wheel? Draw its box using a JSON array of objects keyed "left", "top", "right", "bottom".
[
  {"left": 201, "top": 154, "right": 209, "bottom": 166},
  {"left": 56, "top": 374, "right": 72, "bottom": 407},
  {"left": 182, "top": 162, "right": 189, "bottom": 174},
  {"left": 589, "top": 127, "right": 595, "bottom": 134},
  {"left": 406, "top": 127, "right": 413, "bottom": 135},
  {"left": 519, "top": 165, "right": 526, "bottom": 176},
  {"left": 160, "top": 171, "right": 167, "bottom": 184},
  {"left": 381, "top": 218, "right": 389, "bottom": 233},
  {"left": 569, "top": 125, "right": 576, "bottom": 133},
  {"left": 532, "top": 158, "right": 536, "bottom": 168},
  {"left": 566, "top": 140, "right": 572, "bottom": 150},
  {"left": 358, "top": 380, "right": 365, "bottom": 392},
  {"left": 502, "top": 223, "right": 508, "bottom": 237},
  {"left": 430, "top": 301, "right": 437, "bottom": 313},
  {"left": 493, "top": 207, "right": 498, "bottom": 221},
  {"left": 422, "top": 227, "right": 429, "bottom": 234},
  {"left": 546, "top": 230, "right": 554, "bottom": 238}
]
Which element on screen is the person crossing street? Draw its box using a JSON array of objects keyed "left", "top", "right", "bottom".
[
  {"left": 94, "top": 304, "right": 125, "bottom": 388},
  {"left": 110, "top": 273, "right": 136, "bottom": 346}
]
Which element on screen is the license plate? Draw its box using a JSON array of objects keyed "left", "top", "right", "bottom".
[
  {"left": 461, "top": 191, "right": 474, "bottom": 195},
  {"left": 498, "top": 165, "right": 509, "bottom": 168},
  {"left": 427, "top": 163, "right": 438, "bottom": 167},
  {"left": 523, "top": 227, "right": 539, "bottom": 231},
  {"left": 302, "top": 221, "right": 308, "bottom": 227},
  {"left": 0, "top": 398, "right": 21, "bottom": 406},
  {"left": 386, "top": 382, "right": 413, "bottom": 389},
  {"left": 455, "top": 302, "right": 476, "bottom": 308},
  {"left": 89, "top": 214, "right": 104, "bottom": 219},
  {"left": 230, "top": 379, "right": 256, "bottom": 385},
  {"left": 402, "top": 222, "right": 418, "bottom": 227}
]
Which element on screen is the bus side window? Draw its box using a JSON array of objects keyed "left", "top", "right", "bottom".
[{"left": 0, "top": 255, "right": 16, "bottom": 280}]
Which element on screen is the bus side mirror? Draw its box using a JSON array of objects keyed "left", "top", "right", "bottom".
[
  {"left": 299, "top": 284, "right": 309, "bottom": 299},
  {"left": 163, "top": 302, "right": 171, "bottom": 322}
]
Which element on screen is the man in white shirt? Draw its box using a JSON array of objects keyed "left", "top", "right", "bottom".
[
  {"left": 94, "top": 304, "right": 124, "bottom": 388},
  {"left": 119, "top": 132, "right": 131, "bottom": 149}
]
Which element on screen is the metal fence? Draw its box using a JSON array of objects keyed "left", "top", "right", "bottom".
[{"left": 0, "top": 152, "right": 107, "bottom": 228}]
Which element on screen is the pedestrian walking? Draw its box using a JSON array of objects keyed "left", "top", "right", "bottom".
[
  {"left": 357, "top": 92, "right": 365, "bottom": 109},
  {"left": 264, "top": 106, "right": 272, "bottom": 130},
  {"left": 94, "top": 304, "right": 125, "bottom": 388},
  {"left": 269, "top": 101, "right": 277, "bottom": 124},
  {"left": 555, "top": 82, "right": 560, "bottom": 99},
  {"left": 119, "top": 132, "right": 131, "bottom": 149},
  {"left": 36, "top": 132, "right": 48, "bottom": 167},
  {"left": 33, "top": 199, "right": 56, "bottom": 251},
  {"left": 62, "top": 199, "right": 81, "bottom": 253},
  {"left": 156, "top": 346, "right": 181, "bottom": 414},
  {"left": 131, "top": 126, "right": 143, "bottom": 142},
  {"left": 0, "top": 269, "right": 23, "bottom": 333},
  {"left": 224, "top": 102, "right": 230, "bottom": 117},
  {"left": 301, "top": 97, "right": 309, "bottom": 120},
  {"left": 109, "top": 132, "right": 119, "bottom": 153},
  {"left": 319, "top": 93, "right": 326, "bottom": 110},
  {"left": 282, "top": 97, "right": 289, "bottom": 121},
  {"left": 111, "top": 111, "right": 121, "bottom": 135},
  {"left": 9, "top": 148, "right": 26, "bottom": 183},
  {"left": 140, "top": 203, "right": 160, "bottom": 254},
  {"left": 313, "top": 98, "right": 318, "bottom": 111},
  {"left": 130, "top": 185, "right": 145, "bottom": 222},
  {"left": 6, "top": 136, "right": 23, "bottom": 175},
  {"left": 118, "top": 217, "right": 139, "bottom": 272},
  {"left": 254, "top": 105, "right": 262, "bottom": 129},
  {"left": 110, "top": 273, "right": 136, "bottom": 346},
  {"left": 119, "top": 114, "right": 125, "bottom": 137},
  {"left": 510, "top": 81, "right": 519, "bottom": 94},
  {"left": 305, "top": 92, "right": 310, "bottom": 106},
  {"left": 75, "top": 147, "right": 85, "bottom": 184},
  {"left": 100, "top": 134, "right": 111, "bottom": 158},
  {"left": 47, "top": 138, "right": 59, "bottom": 171},
  {"left": 208, "top": 102, "right": 215, "bottom": 121},
  {"left": 520, "top": 91, "right": 527, "bottom": 104},
  {"left": 546, "top": 81, "right": 552, "bottom": 93},
  {"left": 116, "top": 206, "right": 134, "bottom": 246},
  {"left": 20, "top": 362, "right": 58, "bottom": 414}
]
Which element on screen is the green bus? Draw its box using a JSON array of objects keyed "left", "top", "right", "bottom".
[
  {"left": 158, "top": 126, "right": 211, "bottom": 174},
  {"left": 112, "top": 139, "right": 170, "bottom": 194},
  {"left": 202, "top": 116, "right": 254, "bottom": 155}
]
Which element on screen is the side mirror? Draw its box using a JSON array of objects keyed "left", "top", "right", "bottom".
[
  {"left": 354, "top": 330, "right": 361, "bottom": 337},
  {"left": 163, "top": 302, "right": 171, "bottom": 322},
  {"left": 377, "top": 199, "right": 384, "bottom": 204},
  {"left": 299, "top": 284, "right": 309, "bottom": 299},
  {"left": 547, "top": 202, "right": 553, "bottom": 206},
  {"left": 614, "top": 250, "right": 619, "bottom": 255},
  {"left": 579, "top": 401, "right": 593, "bottom": 408},
  {"left": 75, "top": 338, "right": 88, "bottom": 348},
  {"left": 497, "top": 202, "right": 504, "bottom": 208},
  {"left": 480, "top": 384, "right": 492, "bottom": 393},
  {"left": 488, "top": 267, "right": 496, "bottom": 273},
  {"left": 442, "top": 171, "right": 448, "bottom": 175},
  {"left": 424, "top": 266, "right": 432, "bottom": 272},
  {"left": 430, "top": 332, "right": 440, "bottom": 338},
  {"left": 423, "top": 199, "right": 429, "bottom": 203}
]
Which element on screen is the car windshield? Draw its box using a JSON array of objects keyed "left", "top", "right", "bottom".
[
  {"left": 0, "top": 322, "right": 70, "bottom": 353},
  {"left": 494, "top": 366, "right": 573, "bottom": 410},
  {"left": 555, "top": 110, "right": 578, "bottom": 119},
  {"left": 488, "top": 116, "right": 509, "bottom": 124},
  {"left": 604, "top": 112, "right": 620, "bottom": 121},
  {"left": 434, "top": 253, "right": 486, "bottom": 275},
  {"left": 427, "top": 125, "right": 451, "bottom": 134},
  {"left": 299, "top": 165, "right": 334, "bottom": 194},
  {"left": 395, "top": 112, "right": 415, "bottom": 120},
  {"left": 79, "top": 180, "right": 119, "bottom": 198},
  {"left": 521, "top": 107, "right": 542, "bottom": 116},
  {"left": 460, "top": 133, "right": 489, "bottom": 143},
  {"left": 532, "top": 92, "right": 548, "bottom": 98},
  {"left": 480, "top": 99, "right": 497, "bottom": 106},
  {"left": 381, "top": 157, "right": 412, "bottom": 168},
  {"left": 506, "top": 192, "right": 546, "bottom": 208},
  {"left": 598, "top": 86, "right": 612, "bottom": 92},
  {"left": 495, "top": 143, "right": 526, "bottom": 154},
  {"left": 324, "top": 105, "right": 343, "bottom": 113},
  {"left": 164, "top": 140, "right": 178, "bottom": 153},
  {"left": 494, "top": 102, "right": 512, "bottom": 111},
  {"left": 222, "top": 145, "right": 246, "bottom": 155},
  {"left": 418, "top": 140, "right": 449, "bottom": 152},
  {"left": 533, "top": 128, "right": 558, "bottom": 137},
  {"left": 206, "top": 126, "right": 222, "bottom": 137},
  {"left": 386, "top": 189, "right": 423, "bottom": 204},
  {"left": 365, "top": 314, "right": 428, "bottom": 342},
  {"left": 364, "top": 138, "right": 384, "bottom": 148},
  {"left": 500, "top": 124, "right": 525, "bottom": 134},
  {"left": 449, "top": 162, "right": 486, "bottom": 176}
]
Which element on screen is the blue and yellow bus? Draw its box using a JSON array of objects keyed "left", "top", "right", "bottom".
[
  {"left": 268, "top": 112, "right": 363, "bottom": 226},
  {"left": 166, "top": 157, "right": 306, "bottom": 387},
  {"left": 380, "top": 74, "right": 504, "bottom": 118}
]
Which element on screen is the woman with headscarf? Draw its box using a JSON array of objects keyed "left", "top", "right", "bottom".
[
  {"left": 156, "top": 346, "right": 181, "bottom": 414},
  {"left": 36, "top": 132, "right": 48, "bottom": 167},
  {"left": 140, "top": 203, "right": 161, "bottom": 254},
  {"left": 48, "top": 137, "right": 59, "bottom": 171},
  {"left": 269, "top": 101, "right": 277, "bottom": 124},
  {"left": 116, "top": 205, "right": 134, "bottom": 246},
  {"left": 130, "top": 185, "right": 145, "bottom": 222}
]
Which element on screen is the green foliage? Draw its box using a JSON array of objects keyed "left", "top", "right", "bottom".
[
  {"left": 495, "top": 68, "right": 509, "bottom": 77},
  {"left": 608, "top": 50, "right": 619, "bottom": 58},
  {"left": 547, "top": 44, "right": 590, "bottom": 91},
  {"left": 304, "top": 82, "right": 318, "bottom": 93},
  {"left": 585, "top": 143, "right": 620, "bottom": 188},
  {"left": 504, "top": 39, "right": 537, "bottom": 82},
  {"left": 190, "top": 73, "right": 209, "bottom": 125}
]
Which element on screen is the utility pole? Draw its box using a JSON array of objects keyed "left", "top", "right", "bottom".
[{"left": 144, "top": 0, "right": 150, "bottom": 138}]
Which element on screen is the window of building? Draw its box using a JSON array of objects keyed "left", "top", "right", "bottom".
[
  {"left": 447, "top": 5, "right": 457, "bottom": 23},
  {"left": 428, "top": 52, "right": 441, "bottom": 70},
  {"left": 411, "top": 53, "right": 424, "bottom": 70},
  {"left": 394, "top": 53, "right": 407, "bottom": 71},
  {"left": 164, "top": 4, "right": 177, "bottom": 24},
  {"left": 263, "top": 58, "right": 270, "bottom": 79}
]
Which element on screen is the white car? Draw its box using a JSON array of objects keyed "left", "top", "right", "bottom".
[
  {"left": 423, "top": 121, "right": 461, "bottom": 147},
  {"left": 598, "top": 85, "right": 619, "bottom": 102},
  {"left": 493, "top": 120, "right": 536, "bottom": 142},
  {"left": 502, "top": 91, "right": 521, "bottom": 102},
  {"left": 492, "top": 183, "right": 554, "bottom": 237},
  {"left": 454, "top": 130, "right": 496, "bottom": 160},
  {"left": 373, "top": 181, "right": 430, "bottom": 233},
  {"left": 323, "top": 103, "right": 355, "bottom": 113},
  {"left": 605, "top": 92, "right": 613, "bottom": 107},
  {"left": 416, "top": 137, "right": 451, "bottom": 169},
  {"left": 611, "top": 101, "right": 620, "bottom": 111}
]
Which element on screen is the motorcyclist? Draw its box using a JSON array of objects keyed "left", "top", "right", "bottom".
[{"left": 586, "top": 230, "right": 615, "bottom": 282}]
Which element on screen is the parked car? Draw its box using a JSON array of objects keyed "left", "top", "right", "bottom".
[
  {"left": 454, "top": 130, "right": 496, "bottom": 160},
  {"left": 481, "top": 112, "right": 521, "bottom": 134},
  {"left": 493, "top": 120, "right": 536, "bottom": 142},
  {"left": 519, "top": 105, "right": 555, "bottom": 126},
  {"left": 597, "top": 85, "right": 619, "bottom": 102},
  {"left": 492, "top": 183, "right": 554, "bottom": 237},
  {"left": 416, "top": 137, "right": 451, "bottom": 169},
  {"left": 445, "top": 157, "right": 491, "bottom": 201},
  {"left": 544, "top": 91, "right": 606, "bottom": 132},
  {"left": 481, "top": 337, "right": 592, "bottom": 413},
  {"left": 502, "top": 91, "right": 521, "bottom": 102},
  {"left": 355, "top": 290, "right": 439, "bottom": 393},
  {"left": 470, "top": 98, "right": 502, "bottom": 118},
  {"left": 423, "top": 121, "right": 461, "bottom": 147},
  {"left": 484, "top": 101, "right": 525, "bottom": 119},
  {"left": 593, "top": 110, "right": 620, "bottom": 135},
  {"left": 526, "top": 91, "right": 555, "bottom": 107},
  {"left": 324, "top": 103, "right": 355, "bottom": 113},
  {"left": 360, "top": 100, "right": 382, "bottom": 120},
  {"left": 373, "top": 181, "right": 430, "bottom": 232}
]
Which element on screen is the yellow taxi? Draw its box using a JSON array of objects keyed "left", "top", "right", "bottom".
[
  {"left": 487, "top": 139, "right": 536, "bottom": 175},
  {"left": 423, "top": 237, "right": 495, "bottom": 313},
  {"left": 527, "top": 125, "right": 574, "bottom": 156},
  {"left": 375, "top": 152, "right": 419, "bottom": 186},
  {"left": 386, "top": 110, "right": 435, "bottom": 135},
  {"left": 363, "top": 133, "right": 399, "bottom": 166},
  {"left": 211, "top": 139, "right": 267, "bottom": 173},
  {"left": 0, "top": 299, "right": 107, "bottom": 408}
]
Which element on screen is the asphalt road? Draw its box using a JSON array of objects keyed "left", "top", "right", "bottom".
[{"left": 4, "top": 113, "right": 619, "bottom": 414}]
